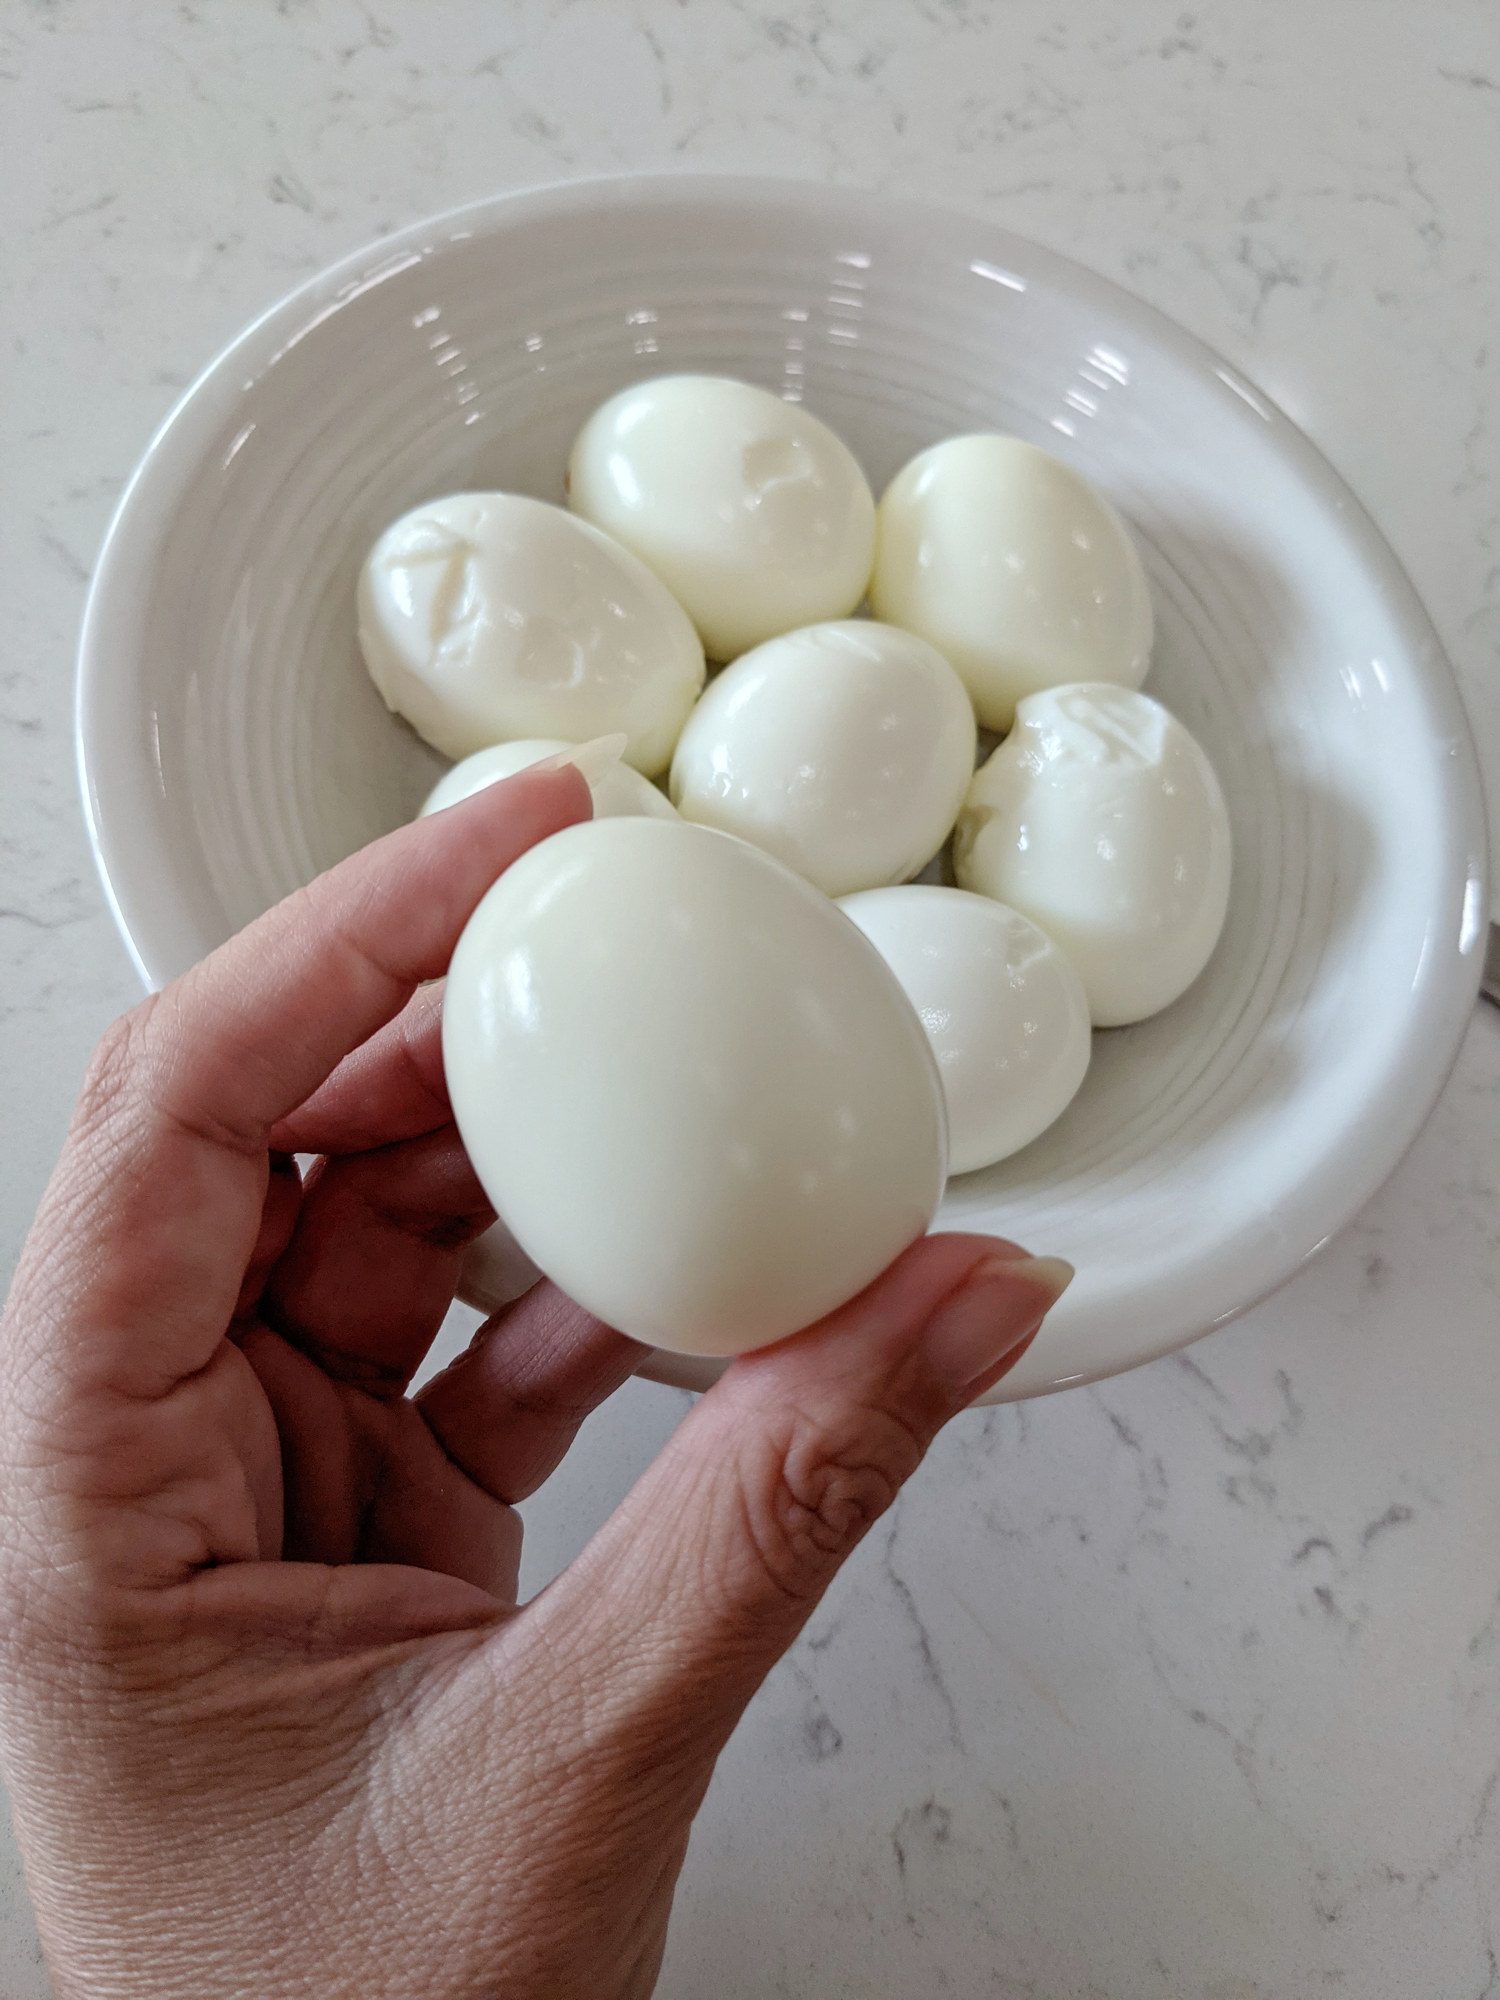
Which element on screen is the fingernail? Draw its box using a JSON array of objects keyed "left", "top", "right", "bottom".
[
  {"left": 922, "top": 1254, "right": 1074, "bottom": 1391},
  {"left": 534, "top": 732, "right": 629, "bottom": 789},
  {"left": 1013, "top": 1255, "right": 1074, "bottom": 1302}
]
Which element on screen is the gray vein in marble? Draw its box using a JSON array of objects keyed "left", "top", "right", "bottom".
[
  {"left": 35, "top": 528, "right": 89, "bottom": 583},
  {"left": 783, "top": 1657, "right": 843, "bottom": 1763},
  {"left": 891, "top": 1797, "right": 952, "bottom": 1887},
  {"left": 878, "top": 1505, "right": 967, "bottom": 1754},
  {"left": 268, "top": 170, "right": 314, "bottom": 212}
]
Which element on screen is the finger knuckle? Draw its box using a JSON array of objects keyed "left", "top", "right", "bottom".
[
  {"left": 739, "top": 1402, "right": 925, "bottom": 1603},
  {"left": 72, "top": 1001, "right": 157, "bottom": 1140}
]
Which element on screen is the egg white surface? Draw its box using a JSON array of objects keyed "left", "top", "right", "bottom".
[
  {"left": 839, "top": 885, "right": 1092, "bottom": 1172},
  {"left": 872, "top": 434, "right": 1153, "bottom": 730},
  {"left": 568, "top": 375, "right": 876, "bottom": 661},
  {"left": 420, "top": 738, "right": 677, "bottom": 821},
  {"left": 443, "top": 817, "right": 947, "bottom": 1356},
  {"left": 357, "top": 491, "right": 704, "bottom": 771},
  {"left": 953, "top": 683, "right": 1231, "bottom": 1027},
  {"left": 669, "top": 620, "right": 976, "bottom": 898}
]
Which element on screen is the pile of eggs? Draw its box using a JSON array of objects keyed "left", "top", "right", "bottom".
[{"left": 358, "top": 376, "right": 1231, "bottom": 1359}]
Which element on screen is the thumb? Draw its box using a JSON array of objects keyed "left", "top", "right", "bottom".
[{"left": 523, "top": 1233, "right": 1071, "bottom": 1756}]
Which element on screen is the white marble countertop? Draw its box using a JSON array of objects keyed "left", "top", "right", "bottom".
[{"left": 3, "top": 3, "right": 1498, "bottom": 1994}]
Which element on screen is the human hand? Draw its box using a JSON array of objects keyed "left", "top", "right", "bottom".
[{"left": 0, "top": 765, "right": 1070, "bottom": 2000}]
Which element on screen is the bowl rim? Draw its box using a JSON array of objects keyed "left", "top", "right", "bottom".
[{"left": 74, "top": 171, "right": 1491, "bottom": 1396}]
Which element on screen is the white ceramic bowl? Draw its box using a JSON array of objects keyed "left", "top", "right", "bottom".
[{"left": 77, "top": 176, "right": 1489, "bottom": 1403}]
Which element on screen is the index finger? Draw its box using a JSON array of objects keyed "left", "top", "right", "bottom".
[
  {"left": 270, "top": 982, "right": 450, "bottom": 1156},
  {"left": 13, "top": 768, "right": 589, "bottom": 1399},
  {"left": 163, "top": 765, "right": 588, "bottom": 1148}
]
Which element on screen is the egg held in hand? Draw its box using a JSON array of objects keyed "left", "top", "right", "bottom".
[
  {"left": 871, "top": 434, "right": 1153, "bottom": 731},
  {"left": 953, "top": 683, "right": 1231, "bottom": 1027},
  {"left": 567, "top": 375, "right": 877, "bottom": 662},
  {"left": 443, "top": 818, "right": 948, "bottom": 1356},
  {"left": 420, "top": 738, "right": 677, "bottom": 821},
  {"left": 839, "top": 886, "right": 1092, "bottom": 1172},
  {"left": 357, "top": 492, "right": 705, "bottom": 772},
  {"left": 669, "top": 621, "right": 977, "bottom": 898}
]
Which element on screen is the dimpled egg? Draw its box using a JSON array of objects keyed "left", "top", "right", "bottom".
[
  {"left": 567, "top": 375, "right": 877, "bottom": 661},
  {"left": 953, "top": 683, "right": 1231, "bottom": 1026},
  {"left": 357, "top": 492, "right": 705, "bottom": 772}
]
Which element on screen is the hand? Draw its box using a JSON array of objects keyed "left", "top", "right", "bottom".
[{"left": 0, "top": 765, "right": 1070, "bottom": 2000}]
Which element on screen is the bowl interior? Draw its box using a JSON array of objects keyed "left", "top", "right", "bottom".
[{"left": 79, "top": 177, "right": 1486, "bottom": 1399}]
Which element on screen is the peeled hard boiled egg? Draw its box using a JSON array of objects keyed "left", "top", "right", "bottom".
[
  {"left": 953, "top": 684, "right": 1231, "bottom": 1027},
  {"left": 567, "top": 376, "right": 877, "bottom": 661},
  {"left": 357, "top": 493, "right": 705, "bottom": 772},
  {"left": 443, "top": 818, "right": 947, "bottom": 1357},
  {"left": 420, "top": 738, "right": 677, "bottom": 821},
  {"left": 669, "top": 621, "right": 977, "bottom": 898},
  {"left": 871, "top": 435, "right": 1153, "bottom": 730},
  {"left": 839, "top": 886, "right": 1092, "bottom": 1172}
]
